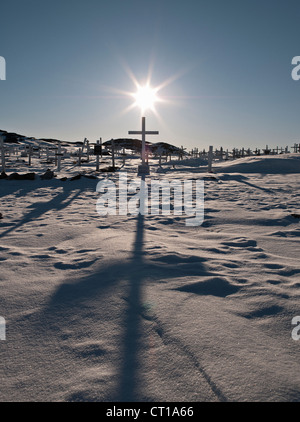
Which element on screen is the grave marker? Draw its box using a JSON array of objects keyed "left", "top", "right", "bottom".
[
  {"left": 78, "top": 148, "right": 82, "bottom": 166},
  {"left": 56, "top": 143, "right": 63, "bottom": 172},
  {"left": 111, "top": 139, "right": 115, "bottom": 169},
  {"left": 28, "top": 145, "right": 32, "bottom": 166},
  {"left": 0, "top": 135, "right": 5, "bottom": 173},
  {"left": 94, "top": 139, "right": 101, "bottom": 171},
  {"left": 208, "top": 145, "right": 213, "bottom": 172},
  {"left": 128, "top": 116, "right": 159, "bottom": 176}
]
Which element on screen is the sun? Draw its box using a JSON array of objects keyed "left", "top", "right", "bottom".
[
  {"left": 132, "top": 84, "right": 159, "bottom": 113},
  {"left": 106, "top": 60, "right": 187, "bottom": 117}
]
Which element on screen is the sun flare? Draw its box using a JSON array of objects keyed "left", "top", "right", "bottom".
[
  {"left": 132, "top": 84, "right": 159, "bottom": 113},
  {"left": 107, "top": 61, "right": 186, "bottom": 118}
]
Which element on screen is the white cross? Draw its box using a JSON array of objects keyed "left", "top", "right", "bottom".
[{"left": 128, "top": 116, "right": 159, "bottom": 165}]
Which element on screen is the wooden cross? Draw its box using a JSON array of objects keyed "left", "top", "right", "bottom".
[{"left": 128, "top": 117, "right": 159, "bottom": 170}]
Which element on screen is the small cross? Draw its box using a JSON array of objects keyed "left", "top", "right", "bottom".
[{"left": 291, "top": 143, "right": 298, "bottom": 153}]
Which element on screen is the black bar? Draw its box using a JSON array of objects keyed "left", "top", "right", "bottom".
[{"left": 94, "top": 145, "right": 102, "bottom": 155}]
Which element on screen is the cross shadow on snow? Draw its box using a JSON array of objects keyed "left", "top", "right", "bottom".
[
  {"left": 219, "top": 174, "right": 273, "bottom": 193},
  {"left": 30, "top": 175, "right": 151, "bottom": 400},
  {"left": 117, "top": 194, "right": 145, "bottom": 401},
  {"left": 32, "top": 176, "right": 228, "bottom": 401},
  {"left": 0, "top": 183, "right": 82, "bottom": 239},
  {"left": 0, "top": 178, "right": 40, "bottom": 200}
]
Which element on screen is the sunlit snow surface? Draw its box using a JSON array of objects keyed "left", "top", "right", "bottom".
[{"left": 0, "top": 152, "right": 300, "bottom": 402}]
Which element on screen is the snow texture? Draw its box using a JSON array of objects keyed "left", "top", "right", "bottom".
[{"left": 0, "top": 151, "right": 300, "bottom": 402}]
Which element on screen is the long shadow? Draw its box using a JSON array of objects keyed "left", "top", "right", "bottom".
[
  {"left": 0, "top": 180, "right": 39, "bottom": 200},
  {"left": 117, "top": 177, "right": 145, "bottom": 401},
  {"left": 219, "top": 174, "right": 273, "bottom": 193},
  {"left": 0, "top": 184, "right": 82, "bottom": 239},
  {"left": 29, "top": 175, "right": 151, "bottom": 401},
  {"left": 30, "top": 175, "right": 225, "bottom": 401}
]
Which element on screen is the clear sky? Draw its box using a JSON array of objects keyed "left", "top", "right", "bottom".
[{"left": 0, "top": 0, "right": 300, "bottom": 151}]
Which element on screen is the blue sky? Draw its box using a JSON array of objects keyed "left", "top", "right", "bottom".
[{"left": 0, "top": 0, "right": 300, "bottom": 151}]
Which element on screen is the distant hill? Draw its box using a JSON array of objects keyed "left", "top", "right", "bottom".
[
  {"left": 0, "top": 130, "right": 26, "bottom": 144},
  {"left": 103, "top": 138, "right": 147, "bottom": 151},
  {"left": 0, "top": 130, "right": 74, "bottom": 145},
  {"left": 103, "top": 138, "right": 186, "bottom": 156},
  {"left": 151, "top": 142, "right": 186, "bottom": 155},
  {"left": 0, "top": 130, "right": 186, "bottom": 156}
]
